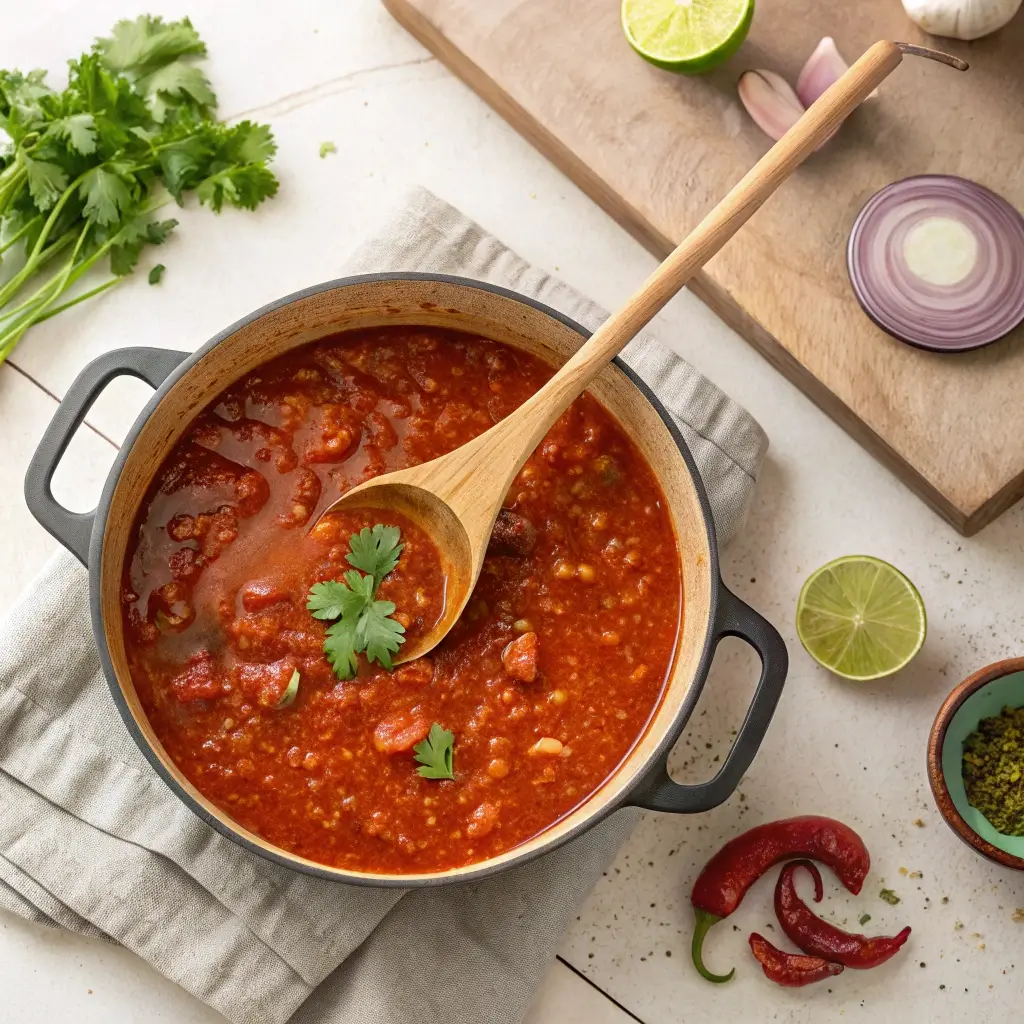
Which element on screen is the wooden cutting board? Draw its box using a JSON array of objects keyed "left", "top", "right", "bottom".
[{"left": 383, "top": 0, "right": 1024, "bottom": 535}]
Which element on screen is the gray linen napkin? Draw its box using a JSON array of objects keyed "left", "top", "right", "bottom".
[{"left": 0, "top": 187, "right": 767, "bottom": 1024}]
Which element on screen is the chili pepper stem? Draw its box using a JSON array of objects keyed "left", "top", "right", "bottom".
[{"left": 691, "top": 909, "right": 735, "bottom": 983}]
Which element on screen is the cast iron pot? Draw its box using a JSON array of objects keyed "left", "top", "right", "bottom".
[{"left": 24, "top": 274, "right": 788, "bottom": 886}]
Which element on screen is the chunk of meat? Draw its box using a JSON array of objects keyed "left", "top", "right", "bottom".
[
  {"left": 170, "top": 651, "right": 221, "bottom": 702},
  {"left": 167, "top": 546, "right": 202, "bottom": 583},
  {"left": 366, "top": 410, "right": 398, "bottom": 451},
  {"left": 373, "top": 710, "right": 431, "bottom": 754},
  {"left": 434, "top": 401, "right": 491, "bottom": 442},
  {"left": 278, "top": 468, "right": 321, "bottom": 527},
  {"left": 236, "top": 658, "right": 297, "bottom": 707},
  {"left": 234, "top": 471, "right": 271, "bottom": 517},
  {"left": 466, "top": 801, "right": 499, "bottom": 838},
  {"left": 198, "top": 506, "right": 240, "bottom": 562},
  {"left": 487, "top": 508, "right": 537, "bottom": 558},
  {"left": 303, "top": 404, "right": 360, "bottom": 464},
  {"left": 502, "top": 631, "right": 538, "bottom": 683},
  {"left": 240, "top": 578, "right": 292, "bottom": 613},
  {"left": 392, "top": 658, "right": 434, "bottom": 686}
]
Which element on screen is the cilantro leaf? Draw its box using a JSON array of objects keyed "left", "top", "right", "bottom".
[
  {"left": 139, "top": 62, "right": 216, "bottom": 121},
  {"left": 23, "top": 155, "right": 68, "bottom": 209},
  {"left": 158, "top": 134, "right": 211, "bottom": 199},
  {"left": 307, "top": 572, "right": 372, "bottom": 621},
  {"left": 222, "top": 121, "right": 277, "bottom": 165},
  {"left": 47, "top": 113, "right": 98, "bottom": 155},
  {"left": 96, "top": 16, "right": 206, "bottom": 76},
  {"left": 357, "top": 600, "right": 405, "bottom": 670},
  {"left": 108, "top": 213, "right": 177, "bottom": 276},
  {"left": 346, "top": 524, "right": 404, "bottom": 588},
  {"left": 413, "top": 724, "right": 455, "bottom": 780},
  {"left": 324, "top": 617, "right": 361, "bottom": 681},
  {"left": 196, "top": 164, "right": 278, "bottom": 212},
  {"left": 148, "top": 263, "right": 165, "bottom": 285},
  {"left": 319, "top": 141, "right": 337, "bottom": 159},
  {"left": 79, "top": 165, "right": 134, "bottom": 225}
]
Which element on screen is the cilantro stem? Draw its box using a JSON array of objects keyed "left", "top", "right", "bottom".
[
  {"left": 0, "top": 275, "right": 63, "bottom": 325},
  {"left": 0, "top": 225, "right": 93, "bottom": 356},
  {"left": 0, "top": 228, "right": 76, "bottom": 309},
  {"left": 0, "top": 215, "right": 41, "bottom": 256},
  {"left": 32, "top": 277, "right": 120, "bottom": 323},
  {"left": 0, "top": 167, "right": 27, "bottom": 212},
  {"left": 25, "top": 170, "right": 89, "bottom": 264}
]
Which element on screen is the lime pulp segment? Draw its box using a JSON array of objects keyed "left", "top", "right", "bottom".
[
  {"left": 622, "top": 0, "right": 754, "bottom": 71},
  {"left": 796, "top": 556, "right": 926, "bottom": 681}
]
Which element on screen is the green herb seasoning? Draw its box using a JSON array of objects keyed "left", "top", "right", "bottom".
[
  {"left": 879, "top": 889, "right": 901, "bottom": 906},
  {"left": 962, "top": 705, "right": 1024, "bottom": 836}
]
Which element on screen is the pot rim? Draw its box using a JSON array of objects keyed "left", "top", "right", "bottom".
[{"left": 88, "top": 272, "right": 722, "bottom": 886}]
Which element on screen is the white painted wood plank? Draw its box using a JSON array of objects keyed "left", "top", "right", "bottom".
[
  {"left": 524, "top": 960, "right": 638, "bottom": 1024},
  {"left": 0, "top": 912, "right": 636, "bottom": 1024}
]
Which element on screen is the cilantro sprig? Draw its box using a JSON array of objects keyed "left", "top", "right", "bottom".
[
  {"left": 413, "top": 724, "right": 455, "bottom": 780},
  {"left": 307, "top": 525, "right": 406, "bottom": 679},
  {"left": 0, "top": 15, "right": 278, "bottom": 365}
]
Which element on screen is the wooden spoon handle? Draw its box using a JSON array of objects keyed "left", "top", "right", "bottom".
[{"left": 479, "top": 40, "right": 904, "bottom": 470}]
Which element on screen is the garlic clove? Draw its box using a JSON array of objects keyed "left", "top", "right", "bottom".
[
  {"left": 796, "top": 37, "right": 880, "bottom": 107},
  {"left": 901, "top": 0, "right": 1023, "bottom": 40},
  {"left": 737, "top": 70, "right": 806, "bottom": 142}
]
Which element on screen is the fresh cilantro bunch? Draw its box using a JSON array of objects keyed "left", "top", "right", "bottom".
[
  {"left": 307, "top": 525, "right": 407, "bottom": 679},
  {"left": 0, "top": 15, "right": 278, "bottom": 364}
]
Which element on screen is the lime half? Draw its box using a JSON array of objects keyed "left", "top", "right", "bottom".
[
  {"left": 621, "top": 0, "right": 755, "bottom": 74},
  {"left": 796, "top": 556, "right": 926, "bottom": 681}
]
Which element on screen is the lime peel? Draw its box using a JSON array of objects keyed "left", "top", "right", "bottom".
[
  {"left": 796, "top": 555, "right": 926, "bottom": 681},
  {"left": 622, "top": 0, "right": 755, "bottom": 74}
]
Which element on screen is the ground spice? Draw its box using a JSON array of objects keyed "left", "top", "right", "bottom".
[{"left": 962, "top": 705, "right": 1024, "bottom": 836}]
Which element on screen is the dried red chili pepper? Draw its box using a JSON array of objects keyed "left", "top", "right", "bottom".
[
  {"left": 775, "top": 860, "right": 911, "bottom": 968},
  {"left": 690, "top": 816, "right": 870, "bottom": 983},
  {"left": 748, "top": 932, "right": 844, "bottom": 987}
]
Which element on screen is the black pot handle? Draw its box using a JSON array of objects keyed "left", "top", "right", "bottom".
[
  {"left": 630, "top": 584, "right": 788, "bottom": 814},
  {"left": 24, "top": 347, "right": 189, "bottom": 566}
]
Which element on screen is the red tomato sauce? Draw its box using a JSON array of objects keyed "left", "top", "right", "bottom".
[{"left": 122, "top": 327, "right": 682, "bottom": 873}]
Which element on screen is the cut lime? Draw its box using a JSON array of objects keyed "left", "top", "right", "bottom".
[
  {"left": 796, "top": 555, "right": 926, "bottom": 681},
  {"left": 621, "top": 0, "right": 755, "bottom": 74}
]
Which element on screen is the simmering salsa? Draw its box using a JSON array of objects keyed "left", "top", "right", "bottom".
[{"left": 122, "top": 326, "right": 682, "bottom": 873}]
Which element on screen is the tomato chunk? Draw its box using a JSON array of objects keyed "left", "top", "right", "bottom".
[
  {"left": 392, "top": 658, "right": 434, "bottom": 686},
  {"left": 170, "top": 651, "right": 221, "bottom": 702},
  {"left": 237, "top": 658, "right": 297, "bottom": 707},
  {"left": 373, "top": 711, "right": 431, "bottom": 754},
  {"left": 502, "top": 632, "right": 539, "bottom": 683},
  {"left": 240, "top": 578, "right": 291, "bottom": 612}
]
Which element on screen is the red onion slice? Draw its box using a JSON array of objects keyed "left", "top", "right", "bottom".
[{"left": 847, "top": 175, "right": 1024, "bottom": 352}]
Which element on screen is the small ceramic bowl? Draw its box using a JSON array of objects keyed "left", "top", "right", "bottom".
[{"left": 927, "top": 657, "right": 1024, "bottom": 870}]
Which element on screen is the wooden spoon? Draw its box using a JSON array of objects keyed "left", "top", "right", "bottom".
[{"left": 320, "top": 41, "right": 966, "bottom": 662}]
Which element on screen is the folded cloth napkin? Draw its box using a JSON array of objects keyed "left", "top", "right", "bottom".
[{"left": 0, "top": 187, "right": 767, "bottom": 1024}]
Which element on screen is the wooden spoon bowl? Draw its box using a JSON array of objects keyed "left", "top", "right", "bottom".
[{"left": 327, "top": 477, "right": 473, "bottom": 661}]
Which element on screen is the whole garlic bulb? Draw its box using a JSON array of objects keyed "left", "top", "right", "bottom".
[{"left": 901, "top": 0, "right": 1022, "bottom": 39}]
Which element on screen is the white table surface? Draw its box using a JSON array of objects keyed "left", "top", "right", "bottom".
[{"left": 3, "top": 3, "right": 1024, "bottom": 1022}]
